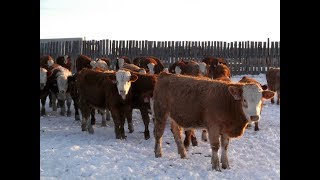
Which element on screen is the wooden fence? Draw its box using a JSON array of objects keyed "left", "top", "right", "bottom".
[{"left": 40, "top": 38, "right": 280, "bottom": 75}]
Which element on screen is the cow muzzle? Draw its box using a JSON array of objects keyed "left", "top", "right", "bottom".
[
  {"left": 58, "top": 90, "right": 66, "bottom": 100},
  {"left": 250, "top": 115, "right": 260, "bottom": 122},
  {"left": 119, "top": 90, "right": 126, "bottom": 100}
]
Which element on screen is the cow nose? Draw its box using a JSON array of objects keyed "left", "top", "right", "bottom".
[
  {"left": 119, "top": 90, "right": 125, "bottom": 94},
  {"left": 250, "top": 116, "right": 259, "bottom": 122},
  {"left": 60, "top": 90, "right": 65, "bottom": 93}
]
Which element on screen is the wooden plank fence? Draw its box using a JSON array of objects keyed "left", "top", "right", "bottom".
[{"left": 40, "top": 38, "right": 280, "bottom": 75}]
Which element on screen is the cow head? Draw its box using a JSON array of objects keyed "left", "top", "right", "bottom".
[
  {"left": 55, "top": 67, "right": 72, "bottom": 100},
  {"left": 47, "top": 59, "right": 54, "bottom": 67},
  {"left": 228, "top": 84, "right": 275, "bottom": 123},
  {"left": 96, "top": 59, "right": 110, "bottom": 70},
  {"left": 147, "top": 63, "right": 155, "bottom": 74},
  {"left": 198, "top": 62, "right": 207, "bottom": 75},
  {"left": 118, "top": 58, "right": 125, "bottom": 69},
  {"left": 138, "top": 68, "right": 147, "bottom": 74},
  {"left": 90, "top": 61, "right": 97, "bottom": 68},
  {"left": 109, "top": 70, "right": 138, "bottom": 100},
  {"left": 40, "top": 68, "right": 48, "bottom": 90},
  {"left": 174, "top": 66, "right": 182, "bottom": 74}
]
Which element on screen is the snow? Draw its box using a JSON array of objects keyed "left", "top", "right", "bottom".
[{"left": 40, "top": 74, "right": 280, "bottom": 179}]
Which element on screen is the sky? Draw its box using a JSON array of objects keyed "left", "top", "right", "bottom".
[
  {"left": 40, "top": 0, "right": 280, "bottom": 42},
  {"left": 40, "top": 74, "right": 280, "bottom": 179}
]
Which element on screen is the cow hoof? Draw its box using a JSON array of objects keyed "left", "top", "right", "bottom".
[
  {"left": 212, "top": 165, "right": 222, "bottom": 172},
  {"left": 40, "top": 110, "right": 46, "bottom": 116},
  {"left": 144, "top": 131, "right": 150, "bottom": 140},
  {"left": 88, "top": 128, "right": 94, "bottom": 134},
  {"left": 81, "top": 124, "right": 87, "bottom": 131},
  {"left": 60, "top": 111, "right": 66, "bottom": 116},
  {"left": 128, "top": 124, "right": 134, "bottom": 133},
  {"left": 155, "top": 152, "right": 162, "bottom": 158},
  {"left": 67, "top": 111, "right": 71, "bottom": 117},
  {"left": 75, "top": 115, "right": 80, "bottom": 121},
  {"left": 254, "top": 127, "right": 259, "bottom": 131},
  {"left": 222, "top": 163, "right": 230, "bottom": 169}
]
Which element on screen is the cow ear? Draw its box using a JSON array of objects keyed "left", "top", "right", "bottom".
[
  {"left": 228, "top": 86, "right": 242, "bottom": 100},
  {"left": 262, "top": 90, "right": 275, "bottom": 100},
  {"left": 130, "top": 74, "right": 138, "bottom": 82},
  {"left": 108, "top": 74, "right": 117, "bottom": 83}
]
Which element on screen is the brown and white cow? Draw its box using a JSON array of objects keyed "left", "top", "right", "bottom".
[
  {"left": 266, "top": 67, "right": 280, "bottom": 105},
  {"left": 76, "top": 68, "right": 138, "bottom": 138},
  {"left": 116, "top": 56, "right": 131, "bottom": 70},
  {"left": 40, "top": 67, "right": 50, "bottom": 116},
  {"left": 56, "top": 55, "right": 72, "bottom": 71},
  {"left": 75, "top": 55, "right": 94, "bottom": 72},
  {"left": 133, "top": 56, "right": 164, "bottom": 74},
  {"left": 40, "top": 55, "right": 55, "bottom": 70},
  {"left": 202, "top": 57, "right": 228, "bottom": 79},
  {"left": 153, "top": 72, "right": 275, "bottom": 171}
]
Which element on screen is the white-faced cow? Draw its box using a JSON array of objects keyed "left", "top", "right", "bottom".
[
  {"left": 76, "top": 69, "right": 138, "bottom": 138},
  {"left": 153, "top": 72, "right": 275, "bottom": 171}
]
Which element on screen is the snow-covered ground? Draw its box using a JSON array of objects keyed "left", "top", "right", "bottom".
[{"left": 40, "top": 74, "right": 280, "bottom": 179}]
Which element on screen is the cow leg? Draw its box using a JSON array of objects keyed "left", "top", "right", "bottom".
[
  {"left": 190, "top": 130, "right": 198, "bottom": 146},
  {"left": 90, "top": 109, "right": 96, "bottom": 125},
  {"left": 202, "top": 129, "right": 208, "bottom": 142},
  {"left": 125, "top": 106, "right": 134, "bottom": 133},
  {"left": 98, "top": 109, "right": 107, "bottom": 127},
  {"left": 171, "top": 120, "right": 187, "bottom": 158},
  {"left": 271, "top": 97, "right": 275, "bottom": 104},
  {"left": 59, "top": 100, "right": 66, "bottom": 116},
  {"left": 140, "top": 107, "right": 150, "bottom": 140},
  {"left": 208, "top": 128, "right": 221, "bottom": 171},
  {"left": 110, "top": 108, "right": 126, "bottom": 139},
  {"left": 183, "top": 130, "right": 192, "bottom": 149},
  {"left": 106, "top": 110, "right": 111, "bottom": 121},
  {"left": 40, "top": 96, "right": 46, "bottom": 116},
  {"left": 51, "top": 93, "right": 57, "bottom": 111},
  {"left": 48, "top": 92, "right": 52, "bottom": 108},
  {"left": 66, "top": 93, "right": 72, "bottom": 117},
  {"left": 154, "top": 102, "right": 169, "bottom": 158},
  {"left": 220, "top": 134, "right": 230, "bottom": 169},
  {"left": 254, "top": 122, "right": 259, "bottom": 131},
  {"left": 277, "top": 90, "right": 280, "bottom": 105},
  {"left": 73, "top": 98, "right": 80, "bottom": 121},
  {"left": 79, "top": 100, "right": 93, "bottom": 133}
]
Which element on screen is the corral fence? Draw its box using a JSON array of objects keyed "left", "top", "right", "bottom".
[{"left": 40, "top": 38, "right": 280, "bottom": 75}]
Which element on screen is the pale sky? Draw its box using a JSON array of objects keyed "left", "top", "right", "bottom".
[{"left": 40, "top": 0, "right": 280, "bottom": 41}]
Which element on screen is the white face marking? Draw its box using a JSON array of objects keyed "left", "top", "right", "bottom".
[
  {"left": 115, "top": 70, "right": 132, "bottom": 100},
  {"left": 47, "top": 59, "right": 54, "bottom": 67},
  {"left": 90, "top": 61, "right": 97, "bottom": 68},
  {"left": 63, "top": 55, "right": 68, "bottom": 64},
  {"left": 147, "top": 63, "right": 155, "bottom": 74},
  {"left": 199, "top": 62, "right": 207, "bottom": 75},
  {"left": 163, "top": 68, "right": 169, "bottom": 73},
  {"left": 118, "top": 58, "right": 125, "bottom": 69},
  {"left": 241, "top": 84, "right": 263, "bottom": 122},
  {"left": 97, "top": 59, "right": 109, "bottom": 70},
  {"left": 40, "top": 68, "right": 47, "bottom": 90},
  {"left": 174, "top": 66, "right": 182, "bottom": 74}
]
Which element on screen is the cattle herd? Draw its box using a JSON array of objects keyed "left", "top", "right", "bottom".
[{"left": 40, "top": 54, "right": 280, "bottom": 171}]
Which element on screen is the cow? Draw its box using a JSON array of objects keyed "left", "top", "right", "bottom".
[
  {"left": 40, "top": 55, "right": 55, "bottom": 70},
  {"left": 168, "top": 59, "right": 187, "bottom": 74},
  {"left": 46, "top": 65, "right": 73, "bottom": 116},
  {"left": 116, "top": 56, "right": 131, "bottom": 70},
  {"left": 239, "top": 76, "right": 268, "bottom": 131},
  {"left": 202, "top": 57, "right": 229, "bottom": 79},
  {"left": 90, "top": 58, "right": 111, "bottom": 70},
  {"left": 266, "top": 67, "right": 280, "bottom": 105},
  {"left": 75, "top": 55, "right": 94, "bottom": 73},
  {"left": 133, "top": 56, "right": 164, "bottom": 74},
  {"left": 76, "top": 69, "right": 138, "bottom": 139},
  {"left": 153, "top": 72, "right": 275, "bottom": 171},
  {"left": 40, "top": 67, "right": 50, "bottom": 116},
  {"left": 56, "top": 55, "right": 72, "bottom": 71},
  {"left": 120, "top": 69, "right": 157, "bottom": 139}
]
